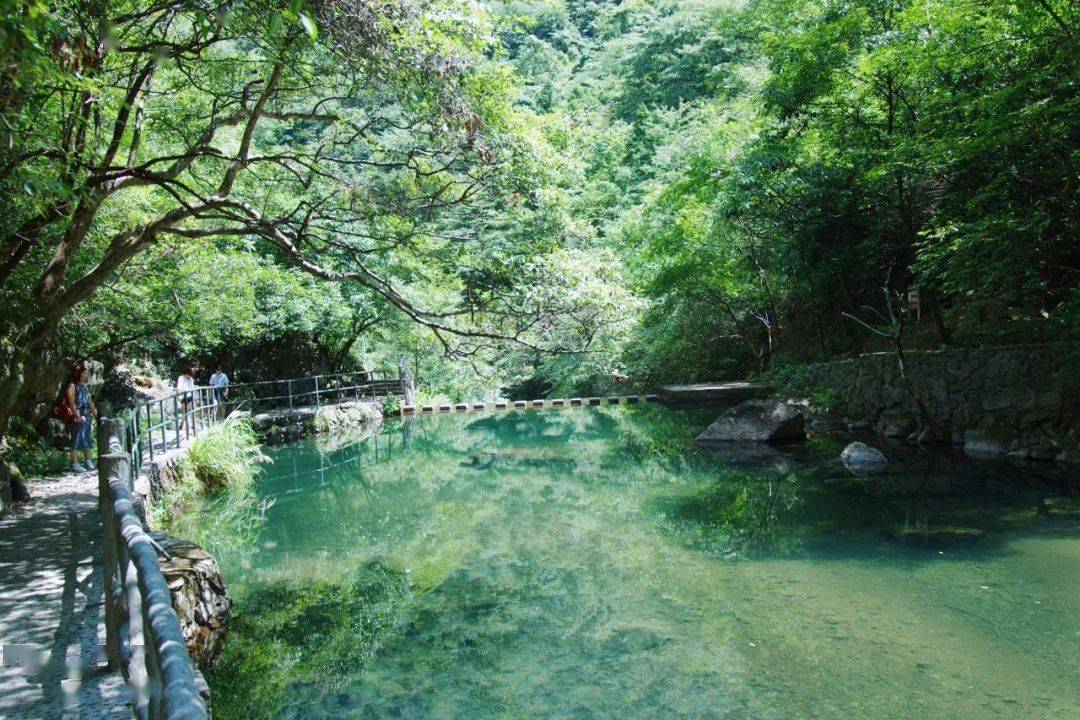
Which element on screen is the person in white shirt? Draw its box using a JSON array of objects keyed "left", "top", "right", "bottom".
[{"left": 177, "top": 365, "right": 196, "bottom": 429}]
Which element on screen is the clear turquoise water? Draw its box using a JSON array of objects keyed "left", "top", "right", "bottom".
[{"left": 178, "top": 406, "right": 1080, "bottom": 720}]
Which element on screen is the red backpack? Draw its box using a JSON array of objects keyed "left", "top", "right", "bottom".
[{"left": 52, "top": 384, "right": 76, "bottom": 424}]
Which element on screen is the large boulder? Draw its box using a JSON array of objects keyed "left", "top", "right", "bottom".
[
  {"left": 314, "top": 401, "right": 383, "bottom": 434},
  {"left": 36, "top": 416, "right": 69, "bottom": 450},
  {"left": 150, "top": 533, "right": 231, "bottom": 671},
  {"left": 696, "top": 399, "right": 806, "bottom": 444},
  {"left": 840, "top": 442, "right": 888, "bottom": 475}
]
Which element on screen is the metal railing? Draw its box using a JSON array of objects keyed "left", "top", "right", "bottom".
[
  {"left": 95, "top": 369, "right": 404, "bottom": 719},
  {"left": 97, "top": 419, "right": 207, "bottom": 720},
  {"left": 118, "top": 371, "right": 403, "bottom": 479},
  {"left": 226, "top": 371, "right": 401, "bottom": 412}
]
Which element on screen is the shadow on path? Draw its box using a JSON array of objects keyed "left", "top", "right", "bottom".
[{"left": 0, "top": 471, "right": 130, "bottom": 719}]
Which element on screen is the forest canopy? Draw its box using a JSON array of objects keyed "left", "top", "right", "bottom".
[{"left": 1, "top": 0, "right": 1077, "bottom": 422}]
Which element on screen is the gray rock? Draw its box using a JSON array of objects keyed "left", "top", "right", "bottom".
[
  {"left": 251, "top": 406, "right": 319, "bottom": 443},
  {"left": 877, "top": 408, "right": 917, "bottom": 438},
  {"left": 696, "top": 399, "right": 806, "bottom": 444},
  {"left": 840, "top": 442, "right": 888, "bottom": 474},
  {"left": 314, "top": 401, "right": 382, "bottom": 432},
  {"left": 150, "top": 532, "right": 231, "bottom": 671},
  {"left": 36, "top": 416, "right": 69, "bottom": 449},
  {"left": 963, "top": 428, "right": 1012, "bottom": 457}
]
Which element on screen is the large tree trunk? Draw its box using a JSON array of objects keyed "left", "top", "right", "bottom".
[
  {"left": 0, "top": 337, "right": 24, "bottom": 438},
  {"left": 0, "top": 333, "right": 67, "bottom": 437}
]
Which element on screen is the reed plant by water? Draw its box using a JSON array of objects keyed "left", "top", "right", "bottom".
[
  {"left": 180, "top": 414, "right": 266, "bottom": 494},
  {"left": 150, "top": 415, "right": 267, "bottom": 527}
]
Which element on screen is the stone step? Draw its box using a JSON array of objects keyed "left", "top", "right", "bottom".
[
  {"left": 400, "top": 395, "right": 658, "bottom": 415},
  {"left": 656, "top": 382, "right": 771, "bottom": 406}
]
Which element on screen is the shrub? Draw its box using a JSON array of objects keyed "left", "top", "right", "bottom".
[
  {"left": 153, "top": 415, "right": 266, "bottom": 527},
  {"left": 179, "top": 414, "right": 266, "bottom": 494},
  {"left": 381, "top": 394, "right": 401, "bottom": 415},
  {"left": 3, "top": 417, "right": 70, "bottom": 478}
]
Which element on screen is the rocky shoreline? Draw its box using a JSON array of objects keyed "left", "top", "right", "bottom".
[{"left": 776, "top": 343, "right": 1079, "bottom": 464}]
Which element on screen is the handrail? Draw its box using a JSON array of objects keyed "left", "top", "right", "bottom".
[
  {"left": 119, "top": 374, "right": 403, "bottom": 478},
  {"left": 98, "top": 420, "right": 207, "bottom": 720},
  {"left": 95, "top": 369, "right": 406, "bottom": 718}
]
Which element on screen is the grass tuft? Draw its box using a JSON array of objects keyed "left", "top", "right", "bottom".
[
  {"left": 151, "top": 414, "right": 267, "bottom": 526},
  {"left": 181, "top": 413, "right": 267, "bottom": 494}
]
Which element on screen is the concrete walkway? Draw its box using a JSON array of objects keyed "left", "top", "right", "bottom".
[{"left": 0, "top": 470, "right": 131, "bottom": 720}]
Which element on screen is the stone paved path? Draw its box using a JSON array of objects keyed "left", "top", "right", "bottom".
[{"left": 0, "top": 470, "right": 131, "bottom": 720}]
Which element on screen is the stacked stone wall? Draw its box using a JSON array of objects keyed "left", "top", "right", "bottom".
[{"left": 786, "top": 343, "right": 1079, "bottom": 462}]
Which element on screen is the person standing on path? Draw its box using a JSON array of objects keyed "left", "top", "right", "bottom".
[
  {"left": 176, "top": 365, "right": 196, "bottom": 429},
  {"left": 62, "top": 362, "right": 97, "bottom": 473},
  {"left": 210, "top": 365, "right": 230, "bottom": 420}
]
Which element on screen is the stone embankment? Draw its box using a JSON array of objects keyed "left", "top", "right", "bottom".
[
  {"left": 251, "top": 400, "right": 383, "bottom": 443},
  {"left": 150, "top": 533, "right": 230, "bottom": 671},
  {"left": 782, "top": 343, "right": 1079, "bottom": 462}
]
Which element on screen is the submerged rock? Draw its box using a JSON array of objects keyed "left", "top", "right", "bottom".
[
  {"left": 696, "top": 399, "right": 806, "bottom": 444},
  {"left": 886, "top": 525, "right": 985, "bottom": 547},
  {"left": 840, "top": 442, "right": 888, "bottom": 474},
  {"left": 702, "top": 444, "right": 805, "bottom": 475},
  {"left": 963, "top": 428, "right": 1011, "bottom": 458}
]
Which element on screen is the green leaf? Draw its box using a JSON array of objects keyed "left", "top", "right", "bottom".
[
  {"left": 298, "top": 12, "right": 317, "bottom": 41},
  {"left": 268, "top": 12, "right": 283, "bottom": 36}
]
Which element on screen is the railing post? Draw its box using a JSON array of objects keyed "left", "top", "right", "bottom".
[
  {"left": 145, "top": 403, "right": 154, "bottom": 462},
  {"left": 172, "top": 394, "right": 181, "bottom": 450},
  {"left": 314, "top": 375, "right": 321, "bottom": 408},
  {"left": 158, "top": 399, "right": 166, "bottom": 452},
  {"left": 287, "top": 379, "right": 293, "bottom": 410},
  {"left": 97, "top": 425, "right": 127, "bottom": 670},
  {"left": 132, "top": 409, "right": 141, "bottom": 465}
]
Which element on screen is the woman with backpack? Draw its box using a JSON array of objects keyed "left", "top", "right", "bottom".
[{"left": 57, "top": 361, "right": 97, "bottom": 473}]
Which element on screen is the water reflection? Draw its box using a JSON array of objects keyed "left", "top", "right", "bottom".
[{"left": 179, "top": 407, "right": 1080, "bottom": 720}]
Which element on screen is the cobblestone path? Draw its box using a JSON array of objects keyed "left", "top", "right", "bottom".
[{"left": 0, "top": 470, "right": 130, "bottom": 719}]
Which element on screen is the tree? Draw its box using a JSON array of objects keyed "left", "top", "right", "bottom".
[{"left": 0, "top": 0, "right": 557, "bottom": 430}]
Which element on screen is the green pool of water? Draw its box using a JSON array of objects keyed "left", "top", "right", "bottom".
[{"left": 175, "top": 406, "right": 1080, "bottom": 720}]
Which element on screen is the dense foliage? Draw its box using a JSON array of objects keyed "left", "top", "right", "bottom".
[
  {"left": 497, "top": 0, "right": 1079, "bottom": 387},
  {"left": 1, "top": 0, "right": 1077, "bottom": 421}
]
